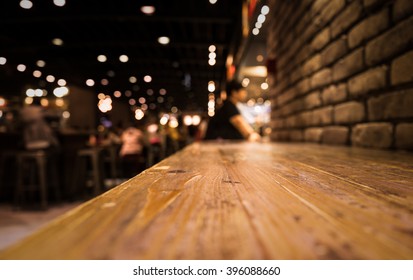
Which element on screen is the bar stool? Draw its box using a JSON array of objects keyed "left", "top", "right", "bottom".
[
  {"left": 72, "top": 147, "right": 105, "bottom": 197},
  {"left": 14, "top": 150, "right": 60, "bottom": 210},
  {"left": 0, "top": 150, "right": 17, "bottom": 199}
]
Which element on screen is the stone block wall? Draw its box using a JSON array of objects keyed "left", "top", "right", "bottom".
[{"left": 267, "top": 0, "right": 413, "bottom": 150}]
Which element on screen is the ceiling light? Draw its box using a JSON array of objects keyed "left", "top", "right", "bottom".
[
  {"left": 135, "top": 109, "right": 145, "bottom": 120},
  {"left": 119, "top": 55, "right": 129, "bottom": 63},
  {"left": 255, "top": 22, "right": 262, "bottom": 29},
  {"left": 33, "top": 70, "right": 42, "bottom": 78},
  {"left": 208, "top": 81, "right": 215, "bottom": 92},
  {"left": 144, "top": 75, "right": 152, "bottom": 83},
  {"left": 125, "top": 90, "right": 132, "bottom": 97},
  {"left": 25, "top": 97, "right": 33, "bottom": 105},
  {"left": 46, "top": 75, "right": 55, "bottom": 82},
  {"left": 192, "top": 115, "right": 201, "bottom": 126},
  {"left": 36, "top": 60, "right": 45, "bottom": 67},
  {"left": 26, "top": 89, "right": 35, "bottom": 97},
  {"left": 52, "top": 38, "right": 64, "bottom": 46},
  {"left": 58, "top": 79, "right": 67, "bottom": 86},
  {"left": 208, "top": 45, "right": 216, "bottom": 52},
  {"left": 20, "top": 0, "right": 33, "bottom": 9},
  {"left": 129, "top": 76, "right": 137, "bottom": 83},
  {"left": 183, "top": 115, "right": 193, "bottom": 126},
  {"left": 129, "top": 99, "right": 136, "bottom": 106},
  {"left": 147, "top": 89, "right": 154, "bottom": 96},
  {"left": 256, "top": 54, "right": 264, "bottom": 62},
  {"left": 158, "top": 36, "right": 170, "bottom": 45},
  {"left": 114, "top": 91, "right": 121, "bottom": 98},
  {"left": 208, "top": 59, "right": 216, "bottom": 66},
  {"left": 261, "top": 82, "right": 269, "bottom": 90},
  {"left": 257, "top": 14, "right": 266, "bottom": 23},
  {"left": 97, "top": 55, "right": 107, "bottom": 62},
  {"left": 86, "top": 79, "right": 95, "bottom": 86},
  {"left": 139, "top": 97, "right": 146, "bottom": 104},
  {"left": 261, "top": 5, "right": 270, "bottom": 15},
  {"left": 141, "top": 6, "right": 155, "bottom": 15},
  {"left": 40, "top": 98, "right": 49, "bottom": 107},
  {"left": 53, "top": 0, "right": 66, "bottom": 7},
  {"left": 209, "top": 52, "right": 216, "bottom": 59},
  {"left": 242, "top": 78, "right": 250, "bottom": 87},
  {"left": 17, "top": 64, "right": 26, "bottom": 72},
  {"left": 159, "top": 88, "right": 167, "bottom": 95},
  {"left": 53, "top": 87, "right": 69, "bottom": 97},
  {"left": 0, "top": 57, "right": 6, "bottom": 65},
  {"left": 56, "top": 98, "right": 65, "bottom": 107},
  {"left": 252, "top": 28, "right": 260, "bottom": 35},
  {"left": 209, "top": 0, "right": 218, "bottom": 4},
  {"left": 62, "top": 111, "right": 70, "bottom": 119},
  {"left": 101, "top": 79, "right": 109, "bottom": 85}
]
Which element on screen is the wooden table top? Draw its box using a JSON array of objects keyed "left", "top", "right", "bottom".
[{"left": 1, "top": 141, "right": 412, "bottom": 259}]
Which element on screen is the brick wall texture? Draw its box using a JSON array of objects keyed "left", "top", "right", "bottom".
[{"left": 267, "top": 0, "right": 413, "bottom": 150}]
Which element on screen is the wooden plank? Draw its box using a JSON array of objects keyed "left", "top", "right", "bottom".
[{"left": 0, "top": 142, "right": 412, "bottom": 259}]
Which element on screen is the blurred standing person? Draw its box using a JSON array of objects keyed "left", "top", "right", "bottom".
[
  {"left": 119, "top": 124, "right": 145, "bottom": 178},
  {"left": 204, "top": 80, "right": 261, "bottom": 142}
]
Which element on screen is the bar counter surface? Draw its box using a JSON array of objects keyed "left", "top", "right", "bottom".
[{"left": 1, "top": 141, "right": 412, "bottom": 259}]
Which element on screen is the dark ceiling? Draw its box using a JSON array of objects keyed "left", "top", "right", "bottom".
[{"left": 0, "top": 0, "right": 244, "bottom": 112}]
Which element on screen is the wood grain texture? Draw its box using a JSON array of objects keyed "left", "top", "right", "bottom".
[{"left": 0, "top": 142, "right": 412, "bottom": 259}]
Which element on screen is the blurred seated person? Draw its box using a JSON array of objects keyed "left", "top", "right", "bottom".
[
  {"left": 100, "top": 126, "right": 122, "bottom": 147},
  {"left": 204, "top": 80, "right": 261, "bottom": 142},
  {"left": 20, "top": 98, "right": 59, "bottom": 152},
  {"left": 119, "top": 125, "right": 145, "bottom": 178}
]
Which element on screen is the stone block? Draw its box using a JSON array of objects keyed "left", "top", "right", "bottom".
[
  {"left": 321, "top": 37, "right": 347, "bottom": 66},
  {"left": 271, "top": 119, "right": 285, "bottom": 129},
  {"left": 291, "top": 67, "right": 304, "bottom": 84},
  {"left": 363, "top": 0, "right": 388, "bottom": 10},
  {"left": 322, "top": 126, "right": 349, "bottom": 145},
  {"left": 331, "top": 1, "right": 363, "bottom": 38},
  {"left": 333, "top": 48, "right": 364, "bottom": 82},
  {"left": 348, "top": 8, "right": 389, "bottom": 49},
  {"left": 305, "top": 128, "right": 324, "bottom": 142},
  {"left": 366, "top": 16, "right": 413, "bottom": 66},
  {"left": 305, "top": 91, "right": 322, "bottom": 110},
  {"left": 311, "top": 27, "right": 331, "bottom": 51},
  {"left": 348, "top": 66, "right": 387, "bottom": 97},
  {"left": 289, "top": 130, "right": 304, "bottom": 141},
  {"left": 298, "top": 111, "right": 314, "bottom": 126},
  {"left": 311, "top": 68, "right": 332, "bottom": 89},
  {"left": 319, "top": 0, "right": 346, "bottom": 25},
  {"left": 312, "top": 0, "right": 330, "bottom": 16},
  {"left": 322, "top": 84, "right": 348, "bottom": 104},
  {"left": 277, "top": 87, "right": 297, "bottom": 106},
  {"left": 393, "top": 0, "right": 413, "bottom": 22},
  {"left": 391, "top": 50, "right": 413, "bottom": 85},
  {"left": 312, "top": 106, "right": 333, "bottom": 125},
  {"left": 335, "top": 102, "right": 365, "bottom": 124},
  {"left": 368, "top": 89, "right": 413, "bottom": 120},
  {"left": 351, "top": 123, "right": 393, "bottom": 148},
  {"left": 296, "top": 78, "right": 311, "bottom": 96},
  {"left": 286, "top": 115, "right": 299, "bottom": 128},
  {"left": 303, "top": 54, "right": 322, "bottom": 76},
  {"left": 395, "top": 123, "right": 413, "bottom": 149}
]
